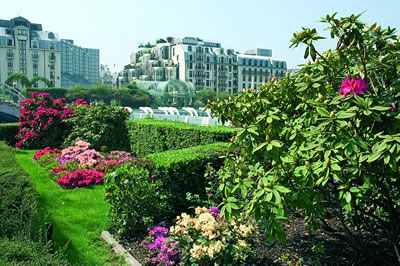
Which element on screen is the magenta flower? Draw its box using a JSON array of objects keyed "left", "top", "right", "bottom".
[{"left": 339, "top": 77, "right": 368, "bottom": 98}]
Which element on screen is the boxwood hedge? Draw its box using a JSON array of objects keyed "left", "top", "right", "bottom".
[
  {"left": 127, "top": 119, "right": 235, "bottom": 156},
  {"left": 0, "top": 122, "right": 19, "bottom": 146}
]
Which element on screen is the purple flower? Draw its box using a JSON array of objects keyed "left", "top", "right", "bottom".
[
  {"left": 208, "top": 206, "right": 221, "bottom": 217},
  {"left": 333, "top": 179, "right": 339, "bottom": 184},
  {"left": 352, "top": 183, "right": 360, "bottom": 187},
  {"left": 339, "top": 77, "right": 368, "bottom": 98}
]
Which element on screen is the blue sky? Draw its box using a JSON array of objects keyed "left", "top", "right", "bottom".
[{"left": 2, "top": 0, "right": 399, "bottom": 73}]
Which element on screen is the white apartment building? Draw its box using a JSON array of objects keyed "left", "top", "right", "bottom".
[
  {"left": 121, "top": 37, "right": 287, "bottom": 94},
  {"left": 0, "top": 16, "right": 99, "bottom": 89},
  {"left": 0, "top": 17, "right": 61, "bottom": 87}
]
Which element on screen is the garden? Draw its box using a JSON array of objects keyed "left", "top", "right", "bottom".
[{"left": 0, "top": 12, "right": 399, "bottom": 265}]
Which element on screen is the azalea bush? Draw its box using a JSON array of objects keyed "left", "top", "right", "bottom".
[
  {"left": 142, "top": 226, "right": 182, "bottom": 265},
  {"left": 207, "top": 13, "right": 400, "bottom": 263},
  {"left": 16, "top": 92, "right": 73, "bottom": 149},
  {"left": 34, "top": 141, "right": 133, "bottom": 189}
]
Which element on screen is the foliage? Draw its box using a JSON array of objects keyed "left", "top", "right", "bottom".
[
  {"left": 29, "top": 76, "right": 51, "bottom": 88},
  {"left": 141, "top": 226, "right": 182, "bottom": 265},
  {"left": 0, "top": 142, "right": 37, "bottom": 238},
  {"left": 207, "top": 12, "right": 400, "bottom": 263},
  {"left": 63, "top": 102, "right": 129, "bottom": 152},
  {"left": 105, "top": 143, "right": 227, "bottom": 237},
  {"left": 196, "top": 89, "right": 230, "bottom": 105},
  {"left": 0, "top": 122, "right": 19, "bottom": 145},
  {"left": 104, "top": 163, "right": 169, "bottom": 236},
  {"left": 168, "top": 207, "right": 255, "bottom": 265},
  {"left": 22, "top": 88, "right": 69, "bottom": 100},
  {"left": 146, "top": 143, "right": 228, "bottom": 221},
  {"left": 5, "top": 73, "right": 31, "bottom": 87},
  {"left": 16, "top": 91, "right": 73, "bottom": 149},
  {"left": 0, "top": 235, "right": 68, "bottom": 265},
  {"left": 127, "top": 119, "right": 234, "bottom": 156}
]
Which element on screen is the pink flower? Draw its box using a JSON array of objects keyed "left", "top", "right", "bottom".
[{"left": 339, "top": 77, "right": 368, "bottom": 98}]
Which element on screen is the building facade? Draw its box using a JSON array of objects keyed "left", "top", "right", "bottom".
[
  {"left": 99, "top": 64, "right": 113, "bottom": 86},
  {"left": 0, "top": 17, "right": 99, "bottom": 88},
  {"left": 121, "top": 36, "right": 287, "bottom": 94}
]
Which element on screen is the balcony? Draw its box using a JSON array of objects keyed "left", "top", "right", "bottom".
[
  {"left": 49, "top": 55, "right": 56, "bottom": 60},
  {"left": 32, "top": 53, "right": 39, "bottom": 59}
]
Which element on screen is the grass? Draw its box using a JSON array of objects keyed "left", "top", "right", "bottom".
[{"left": 15, "top": 149, "right": 121, "bottom": 265}]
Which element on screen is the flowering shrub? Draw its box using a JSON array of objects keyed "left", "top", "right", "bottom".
[
  {"left": 142, "top": 226, "right": 182, "bottom": 265},
  {"left": 60, "top": 140, "right": 90, "bottom": 161},
  {"left": 169, "top": 207, "right": 255, "bottom": 265},
  {"left": 75, "top": 149, "right": 105, "bottom": 167},
  {"left": 56, "top": 169, "right": 104, "bottom": 188},
  {"left": 16, "top": 91, "right": 73, "bottom": 149},
  {"left": 207, "top": 13, "right": 400, "bottom": 263},
  {"left": 60, "top": 140, "right": 105, "bottom": 167},
  {"left": 94, "top": 150, "right": 133, "bottom": 173},
  {"left": 33, "top": 147, "right": 61, "bottom": 161}
]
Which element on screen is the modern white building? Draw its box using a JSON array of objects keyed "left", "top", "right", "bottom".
[
  {"left": 99, "top": 64, "right": 113, "bottom": 86},
  {"left": 0, "top": 16, "right": 99, "bottom": 88},
  {"left": 121, "top": 37, "right": 287, "bottom": 94}
]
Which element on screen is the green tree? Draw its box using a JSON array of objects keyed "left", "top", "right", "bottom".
[
  {"left": 5, "top": 73, "right": 31, "bottom": 88},
  {"left": 197, "top": 89, "right": 217, "bottom": 105}
]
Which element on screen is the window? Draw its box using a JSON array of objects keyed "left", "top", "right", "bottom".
[
  {"left": 8, "top": 69, "right": 13, "bottom": 75},
  {"left": 20, "top": 68, "right": 26, "bottom": 74},
  {"left": 7, "top": 39, "right": 13, "bottom": 46},
  {"left": 248, "top": 76, "right": 251, "bottom": 82},
  {"left": 7, "top": 59, "right": 13, "bottom": 68},
  {"left": 50, "top": 81, "right": 55, "bottom": 87},
  {"left": 189, "top": 71, "right": 193, "bottom": 78},
  {"left": 19, "top": 49, "right": 26, "bottom": 55},
  {"left": 19, "top": 58, "right": 26, "bottom": 66},
  {"left": 206, "top": 64, "right": 210, "bottom": 70},
  {"left": 281, "top": 62, "right": 284, "bottom": 68},
  {"left": 189, "top": 63, "right": 193, "bottom": 69},
  {"left": 229, "top": 58, "right": 232, "bottom": 64},
  {"left": 229, "top": 66, "right": 232, "bottom": 71},
  {"left": 242, "top": 59, "right": 246, "bottom": 65},
  {"left": 32, "top": 51, "right": 39, "bottom": 58},
  {"left": 17, "top": 29, "right": 27, "bottom": 35},
  {"left": 243, "top": 83, "right": 246, "bottom": 89},
  {"left": 206, "top": 56, "right": 209, "bottom": 63},
  {"left": 50, "top": 62, "right": 55, "bottom": 69},
  {"left": 228, "top": 81, "right": 231, "bottom": 87},
  {"left": 206, "top": 80, "right": 210, "bottom": 86},
  {"left": 177, "top": 55, "right": 179, "bottom": 61},
  {"left": 32, "top": 82, "right": 38, "bottom": 88},
  {"left": 7, "top": 49, "right": 13, "bottom": 56},
  {"left": 275, "top": 70, "right": 278, "bottom": 76},
  {"left": 50, "top": 71, "right": 55, "bottom": 79},
  {"left": 32, "top": 41, "right": 38, "bottom": 48},
  {"left": 173, "top": 47, "right": 175, "bottom": 56},
  {"left": 33, "top": 70, "right": 38, "bottom": 77},
  {"left": 189, "top": 54, "right": 193, "bottom": 61},
  {"left": 259, "top": 76, "right": 262, "bottom": 82},
  {"left": 188, "top": 46, "right": 192, "bottom": 51},
  {"left": 19, "top": 40, "right": 26, "bottom": 47}
]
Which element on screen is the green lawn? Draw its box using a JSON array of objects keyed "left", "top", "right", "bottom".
[{"left": 15, "top": 149, "right": 119, "bottom": 265}]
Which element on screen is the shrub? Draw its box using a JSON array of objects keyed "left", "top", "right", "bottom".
[
  {"left": 146, "top": 142, "right": 228, "bottom": 220},
  {"left": 0, "top": 122, "right": 19, "bottom": 145},
  {"left": 22, "top": 87, "right": 69, "bottom": 100},
  {"left": 0, "top": 142, "right": 37, "bottom": 238},
  {"left": 105, "top": 162, "right": 169, "bottom": 236},
  {"left": 127, "top": 119, "right": 235, "bottom": 156},
  {"left": 105, "top": 143, "right": 228, "bottom": 237},
  {"left": 169, "top": 207, "right": 255, "bottom": 265},
  {"left": 64, "top": 102, "right": 129, "bottom": 152},
  {"left": 207, "top": 13, "right": 400, "bottom": 263},
  {"left": 56, "top": 169, "right": 104, "bottom": 188},
  {"left": 33, "top": 147, "right": 61, "bottom": 161},
  {"left": 16, "top": 91, "right": 74, "bottom": 149},
  {"left": 0, "top": 235, "right": 67, "bottom": 265}
]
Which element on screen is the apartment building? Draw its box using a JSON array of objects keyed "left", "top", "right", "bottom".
[
  {"left": 121, "top": 36, "right": 287, "bottom": 94},
  {"left": 0, "top": 16, "right": 99, "bottom": 88}
]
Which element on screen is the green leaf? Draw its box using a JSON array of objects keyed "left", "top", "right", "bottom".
[
  {"left": 316, "top": 107, "right": 330, "bottom": 117},
  {"left": 271, "top": 140, "right": 282, "bottom": 148},
  {"left": 369, "top": 106, "right": 391, "bottom": 111},
  {"left": 275, "top": 185, "right": 291, "bottom": 193},
  {"left": 331, "top": 164, "right": 341, "bottom": 171},
  {"left": 253, "top": 143, "right": 267, "bottom": 153},
  {"left": 336, "top": 111, "right": 355, "bottom": 119},
  {"left": 345, "top": 192, "right": 352, "bottom": 203},
  {"left": 367, "top": 151, "right": 383, "bottom": 163}
]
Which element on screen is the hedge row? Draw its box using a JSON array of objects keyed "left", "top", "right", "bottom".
[
  {"left": 0, "top": 122, "right": 19, "bottom": 145},
  {"left": 22, "top": 88, "right": 68, "bottom": 100},
  {"left": 127, "top": 119, "right": 235, "bottom": 156},
  {"left": 0, "top": 141, "right": 67, "bottom": 264},
  {"left": 105, "top": 142, "right": 228, "bottom": 236}
]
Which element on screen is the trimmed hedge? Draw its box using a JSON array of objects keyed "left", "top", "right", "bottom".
[
  {"left": 127, "top": 119, "right": 235, "bottom": 156},
  {"left": 0, "top": 141, "right": 37, "bottom": 238},
  {"left": 22, "top": 88, "right": 68, "bottom": 100},
  {"left": 0, "top": 122, "right": 19, "bottom": 145},
  {"left": 105, "top": 142, "right": 228, "bottom": 237}
]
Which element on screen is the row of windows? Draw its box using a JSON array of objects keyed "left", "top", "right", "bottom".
[{"left": 241, "top": 58, "right": 285, "bottom": 68}]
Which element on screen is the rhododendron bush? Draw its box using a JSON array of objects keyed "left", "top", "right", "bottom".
[
  {"left": 16, "top": 92, "right": 73, "bottom": 149},
  {"left": 207, "top": 13, "right": 400, "bottom": 263}
]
